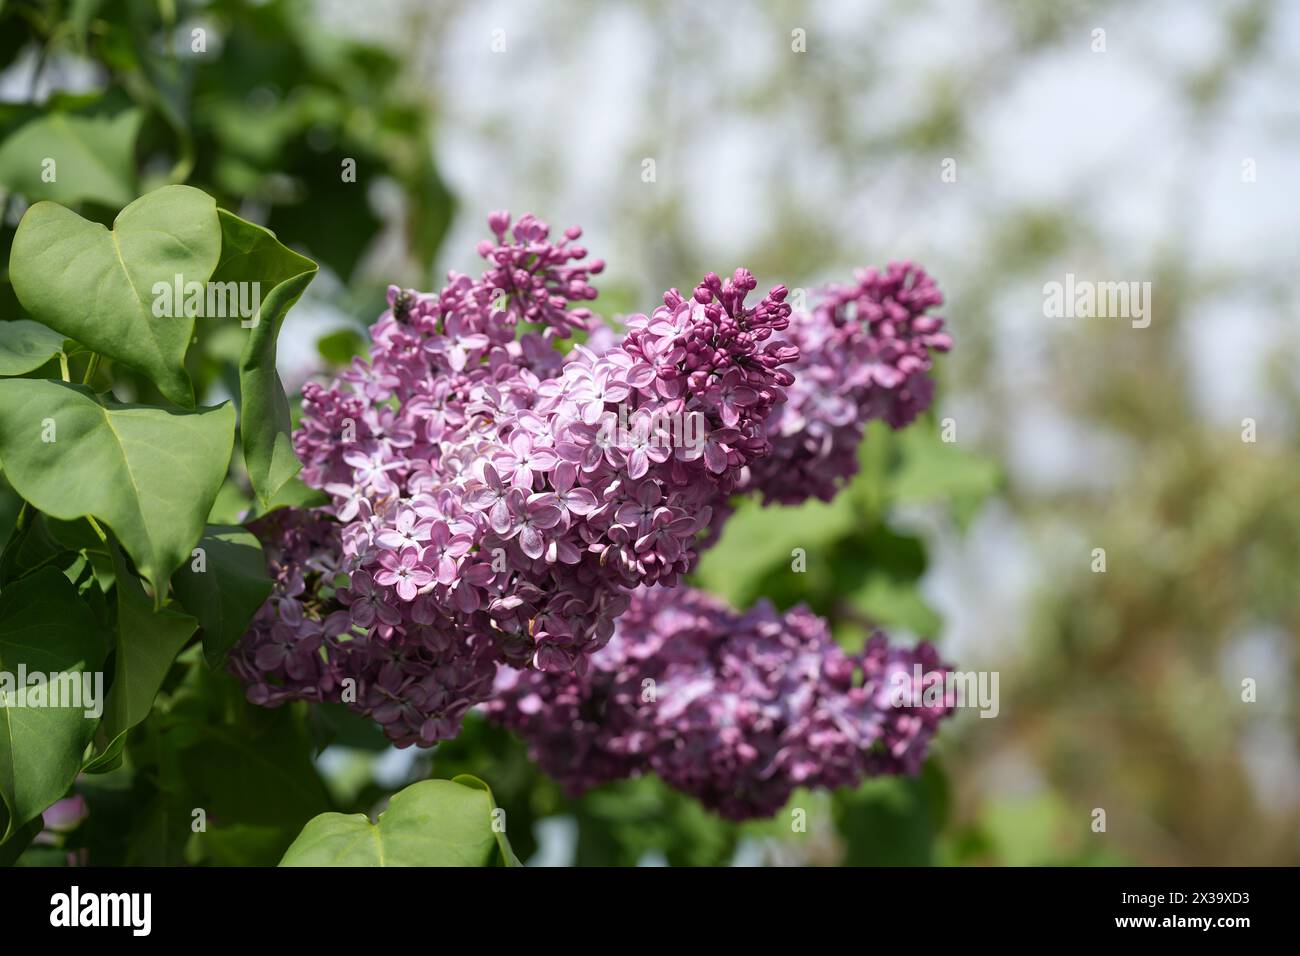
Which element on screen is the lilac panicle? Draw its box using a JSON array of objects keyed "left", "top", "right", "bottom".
[
  {"left": 235, "top": 215, "right": 800, "bottom": 745},
  {"left": 744, "top": 262, "right": 952, "bottom": 505},
  {"left": 488, "top": 586, "right": 955, "bottom": 820},
  {"left": 231, "top": 212, "right": 957, "bottom": 798}
]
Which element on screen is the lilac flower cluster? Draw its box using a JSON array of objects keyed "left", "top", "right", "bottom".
[
  {"left": 744, "top": 262, "right": 952, "bottom": 505},
  {"left": 230, "top": 507, "right": 503, "bottom": 744},
  {"left": 230, "top": 507, "right": 347, "bottom": 707},
  {"left": 235, "top": 213, "right": 802, "bottom": 744},
  {"left": 488, "top": 586, "right": 954, "bottom": 820},
  {"left": 230, "top": 212, "right": 958, "bottom": 807}
]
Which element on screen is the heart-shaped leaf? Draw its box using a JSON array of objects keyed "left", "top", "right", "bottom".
[
  {"left": 279, "top": 776, "right": 520, "bottom": 867},
  {"left": 0, "top": 378, "right": 235, "bottom": 600},
  {"left": 0, "top": 319, "right": 67, "bottom": 376},
  {"left": 171, "top": 524, "right": 273, "bottom": 667},
  {"left": 213, "top": 210, "right": 317, "bottom": 505},
  {"left": 0, "top": 103, "right": 143, "bottom": 208},
  {"left": 9, "top": 185, "right": 221, "bottom": 406},
  {"left": 0, "top": 567, "right": 107, "bottom": 842}
]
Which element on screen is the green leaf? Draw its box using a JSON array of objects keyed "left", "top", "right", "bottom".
[
  {"left": 836, "top": 524, "right": 943, "bottom": 638},
  {"left": 0, "top": 379, "right": 235, "bottom": 599},
  {"left": 0, "top": 567, "right": 106, "bottom": 842},
  {"left": 212, "top": 209, "right": 317, "bottom": 505},
  {"left": 0, "top": 104, "right": 143, "bottom": 207},
  {"left": 171, "top": 524, "right": 273, "bottom": 667},
  {"left": 833, "top": 760, "right": 949, "bottom": 866},
  {"left": 174, "top": 705, "right": 330, "bottom": 829},
  {"left": 0, "top": 815, "right": 43, "bottom": 865},
  {"left": 0, "top": 319, "right": 67, "bottom": 376},
  {"left": 205, "top": 478, "right": 254, "bottom": 525},
  {"left": 573, "top": 776, "right": 736, "bottom": 867},
  {"left": 452, "top": 773, "right": 521, "bottom": 867},
  {"left": 847, "top": 573, "right": 943, "bottom": 637},
  {"left": 80, "top": 731, "right": 125, "bottom": 775},
  {"left": 246, "top": 475, "right": 328, "bottom": 519},
  {"left": 9, "top": 185, "right": 222, "bottom": 406},
  {"left": 68, "top": 0, "right": 107, "bottom": 53},
  {"left": 262, "top": 148, "right": 380, "bottom": 282},
  {"left": 316, "top": 327, "right": 365, "bottom": 366},
  {"left": 97, "top": 540, "right": 197, "bottom": 751},
  {"left": 887, "top": 425, "right": 1001, "bottom": 528},
  {"left": 193, "top": 823, "right": 296, "bottom": 867},
  {"left": 974, "top": 794, "right": 1092, "bottom": 866},
  {"left": 0, "top": 509, "right": 76, "bottom": 587},
  {"left": 406, "top": 155, "right": 456, "bottom": 273},
  {"left": 121, "top": 797, "right": 191, "bottom": 867},
  {"left": 692, "top": 493, "right": 861, "bottom": 607},
  {"left": 279, "top": 776, "right": 519, "bottom": 867}
]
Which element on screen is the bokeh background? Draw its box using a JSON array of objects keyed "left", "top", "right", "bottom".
[{"left": 1, "top": 0, "right": 1297, "bottom": 865}]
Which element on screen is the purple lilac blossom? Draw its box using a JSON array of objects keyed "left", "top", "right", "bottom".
[
  {"left": 488, "top": 585, "right": 955, "bottom": 820},
  {"left": 230, "top": 212, "right": 957, "bottom": 798},
  {"left": 743, "top": 262, "right": 952, "bottom": 505},
  {"left": 228, "top": 507, "right": 502, "bottom": 746},
  {"left": 233, "top": 214, "right": 801, "bottom": 744}
]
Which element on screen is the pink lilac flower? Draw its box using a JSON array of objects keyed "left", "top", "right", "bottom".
[
  {"left": 230, "top": 508, "right": 501, "bottom": 746},
  {"left": 743, "top": 262, "right": 952, "bottom": 505},
  {"left": 488, "top": 586, "right": 955, "bottom": 820},
  {"left": 231, "top": 212, "right": 956, "bottom": 782},
  {"left": 229, "top": 508, "right": 349, "bottom": 708},
  {"left": 235, "top": 215, "right": 796, "bottom": 743},
  {"left": 375, "top": 548, "right": 434, "bottom": 601},
  {"left": 284, "top": 221, "right": 796, "bottom": 669}
]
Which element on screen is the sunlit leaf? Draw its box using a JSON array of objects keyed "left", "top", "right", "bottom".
[
  {"left": 279, "top": 776, "right": 519, "bottom": 867},
  {"left": 9, "top": 185, "right": 221, "bottom": 406},
  {"left": 0, "top": 379, "right": 234, "bottom": 598},
  {"left": 211, "top": 210, "right": 317, "bottom": 506}
]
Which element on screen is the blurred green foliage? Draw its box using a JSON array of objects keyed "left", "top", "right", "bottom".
[
  {"left": 695, "top": 418, "right": 1000, "bottom": 645},
  {"left": 0, "top": 0, "right": 453, "bottom": 417}
]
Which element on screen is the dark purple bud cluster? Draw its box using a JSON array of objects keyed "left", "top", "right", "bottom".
[{"left": 489, "top": 586, "right": 954, "bottom": 820}]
